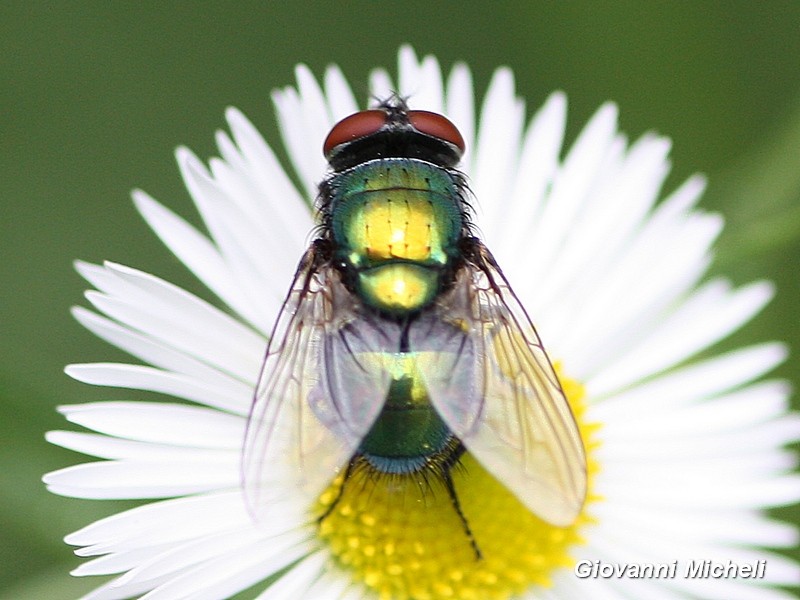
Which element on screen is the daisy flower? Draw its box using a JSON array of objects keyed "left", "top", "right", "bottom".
[{"left": 44, "top": 45, "right": 800, "bottom": 600}]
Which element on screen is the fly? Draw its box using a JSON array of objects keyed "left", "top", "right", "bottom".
[{"left": 243, "top": 96, "right": 587, "bottom": 559}]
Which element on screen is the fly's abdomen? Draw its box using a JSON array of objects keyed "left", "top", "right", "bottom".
[
  {"left": 359, "top": 352, "right": 452, "bottom": 473},
  {"left": 330, "top": 158, "right": 463, "bottom": 314}
]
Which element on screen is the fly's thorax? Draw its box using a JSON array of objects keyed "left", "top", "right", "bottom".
[
  {"left": 328, "top": 158, "right": 464, "bottom": 314},
  {"left": 355, "top": 263, "right": 439, "bottom": 314}
]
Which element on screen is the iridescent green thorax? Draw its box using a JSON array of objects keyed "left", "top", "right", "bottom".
[{"left": 327, "top": 158, "right": 464, "bottom": 315}]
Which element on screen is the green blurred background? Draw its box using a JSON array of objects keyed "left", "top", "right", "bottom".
[{"left": 2, "top": 2, "right": 799, "bottom": 597}]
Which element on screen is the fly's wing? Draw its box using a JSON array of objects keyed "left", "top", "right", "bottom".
[
  {"left": 417, "top": 240, "right": 587, "bottom": 526},
  {"left": 242, "top": 247, "right": 391, "bottom": 519}
]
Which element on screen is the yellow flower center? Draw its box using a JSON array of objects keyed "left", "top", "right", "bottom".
[{"left": 315, "top": 366, "right": 600, "bottom": 600}]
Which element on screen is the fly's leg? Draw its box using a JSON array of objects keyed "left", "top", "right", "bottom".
[
  {"left": 317, "top": 457, "right": 357, "bottom": 524},
  {"left": 442, "top": 467, "right": 482, "bottom": 560},
  {"left": 439, "top": 442, "right": 482, "bottom": 560}
]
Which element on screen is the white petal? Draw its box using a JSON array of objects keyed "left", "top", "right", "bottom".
[
  {"left": 597, "top": 414, "right": 800, "bottom": 468},
  {"left": 497, "top": 91, "right": 567, "bottom": 260},
  {"left": 47, "top": 431, "right": 238, "bottom": 461},
  {"left": 208, "top": 141, "right": 305, "bottom": 274},
  {"left": 54, "top": 402, "right": 243, "bottom": 448},
  {"left": 397, "top": 45, "right": 423, "bottom": 102},
  {"left": 591, "top": 342, "right": 787, "bottom": 410},
  {"left": 322, "top": 65, "right": 358, "bottom": 121},
  {"left": 176, "top": 147, "right": 287, "bottom": 332},
  {"left": 73, "top": 307, "right": 224, "bottom": 383},
  {"left": 588, "top": 279, "right": 775, "bottom": 395},
  {"left": 44, "top": 456, "right": 238, "bottom": 499},
  {"left": 398, "top": 47, "right": 444, "bottom": 113},
  {"left": 368, "top": 68, "right": 393, "bottom": 102},
  {"left": 72, "top": 544, "right": 176, "bottom": 577},
  {"left": 272, "top": 68, "right": 330, "bottom": 199},
  {"left": 133, "top": 534, "right": 311, "bottom": 600},
  {"left": 302, "top": 568, "right": 360, "bottom": 600},
  {"left": 80, "top": 574, "right": 176, "bottom": 600},
  {"left": 470, "top": 67, "right": 525, "bottom": 239},
  {"left": 598, "top": 379, "right": 791, "bottom": 435},
  {"left": 592, "top": 503, "right": 798, "bottom": 549},
  {"left": 65, "top": 492, "right": 249, "bottom": 548},
  {"left": 537, "top": 174, "right": 709, "bottom": 363},
  {"left": 65, "top": 363, "right": 251, "bottom": 414},
  {"left": 76, "top": 261, "right": 265, "bottom": 380},
  {"left": 528, "top": 133, "right": 671, "bottom": 315},
  {"left": 557, "top": 210, "right": 722, "bottom": 375},
  {"left": 132, "top": 191, "right": 255, "bottom": 326},
  {"left": 524, "top": 102, "right": 619, "bottom": 291},
  {"left": 113, "top": 527, "right": 270, "bottom": 586},
  {"left": 72, "top": 304, "right": 258, "bottom": 399},
  {"left": 224, "top": 107, "right": 314, "bottom": 242},
  {"left": 444, "top": 62, "right": 475, "bottom": 164},
  {"left": 254, "top": 551, "right": 327, "bottom": 600},
  {"left": 599, "top": 470, "right": 800, "bottom": 510}
]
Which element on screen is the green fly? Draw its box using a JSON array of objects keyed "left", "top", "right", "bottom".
[{"left": 242, "top": 98, "right": 587, "bottom": 544}]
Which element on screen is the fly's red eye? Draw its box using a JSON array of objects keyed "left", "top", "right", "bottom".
[
  {"left": 408, "top": 110, "right": 465, "bottom": 155},
  {"left": 323, "top": 110, "right": 388, "bottom": 157}
]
